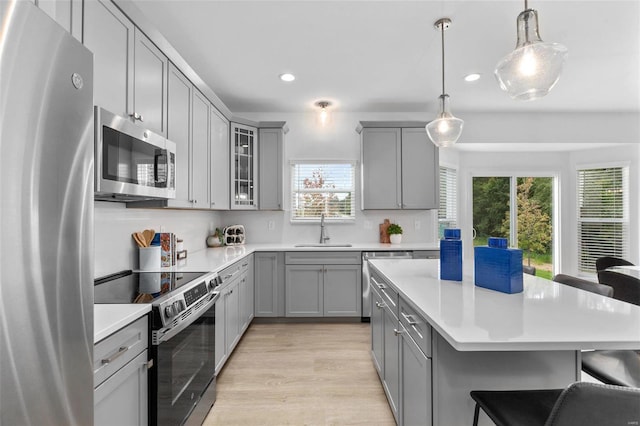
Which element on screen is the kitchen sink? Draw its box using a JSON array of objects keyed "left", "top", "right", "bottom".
[{"left": 294, "top": 243, "right": 353, "bottom": 248}]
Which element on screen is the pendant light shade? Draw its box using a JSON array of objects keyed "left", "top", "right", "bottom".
[
  {"left": 427, "top": 18, "right": 463, "bottom": 148},
  {"left": 495, "top": 4, "right": 568, "bottom": 101},
  {"left": 426, "top": 94, "right": 464, "bottom": 147}
]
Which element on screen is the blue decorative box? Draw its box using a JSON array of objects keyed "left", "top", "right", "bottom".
[
  {"left": 474, "top": 239, "right": 523, "bottom": 294},
  {"left": 440, "top": 228, "right": 462, "bottom": 281}
]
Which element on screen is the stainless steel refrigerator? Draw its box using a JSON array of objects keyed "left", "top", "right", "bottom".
[{"left": 0, "top": 2, "right": 94, "bottom": 425}]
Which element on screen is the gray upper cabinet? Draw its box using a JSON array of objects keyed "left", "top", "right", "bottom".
[
  {"left": 210, "top": 108, "right": 230, "bottom": 210},
  {"left": 83, "top": 0, "right": 133, "bottom": 119},
  {"left": 83, "top": 0, "right": 167, "bottom": 136},
  {"left": 258, "top": 128, "right": 284, "bottom": 210},
  {"left": 401, "top": 128, "right": 438, "bottom": 209},
  {"left": 360, "top": 123, "right": 439, "bottom": 210},
  {"left": 133, "top": 28, "right": 168, "bottom": 136},
  {"left": 231, "top": 123, "right": 258, "bottom": 210},
  {"left": 361, "top": 128, "right": 402, "bottom": 209},
  {"left": 36, "top": 0, "right": 82, "bottom": 40},
  {"left": 166, "top": 63, "right": 192, "bottom": 208},
  {"left": 191, "top": 90, "right": 210, "bottom": 207}
]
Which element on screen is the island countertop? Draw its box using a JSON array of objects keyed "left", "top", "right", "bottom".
[{"left": 368, "top": 259, "right": 640, "bottom": 352}]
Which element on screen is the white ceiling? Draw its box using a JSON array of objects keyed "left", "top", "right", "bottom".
[{"left": 129, "top": 0, "right": 640, "bottom": 115}]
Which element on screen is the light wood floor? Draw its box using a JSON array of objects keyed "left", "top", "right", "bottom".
[{"left": 203, "top": 322, "right": 396, "bottom": 426}]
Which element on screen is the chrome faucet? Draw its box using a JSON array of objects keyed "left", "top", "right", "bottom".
[{"left": 319, "top": 213, "right": 330, "bottom": 244}]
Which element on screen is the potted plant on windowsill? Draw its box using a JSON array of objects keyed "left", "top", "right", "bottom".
[{"left": 388, "top": 223, "right": 403, "bottom": 244}]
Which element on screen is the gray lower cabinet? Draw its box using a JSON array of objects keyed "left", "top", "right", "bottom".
[
  {"left": 324, "top": 265, "right": 362, "bottom": 316},
  {"left": 215, "top": 257, "right": 253, "bottom": 374},
  {"left": 94, "top": 316, "right": 149, "bottom": 426},
  {"left": 254, "top": 252, "right": 284, "bottom": 317},
  {"left": 400, "top": 325, "right": 432, "bottom": 426},
  {"left": 371, "top": 286, "right": 385, "bottom": 378},
  {"left": 284, "top": 252, "right": 362, "bottom": 318},
  {"left": 370, "top": 271, "right": 433, "bottom": 426},
  {"left": 285, "top": 265, "right": 323, "bottom": 317},
  {"left": 383, "top": 300, "right": 400, "bottom": 423}
]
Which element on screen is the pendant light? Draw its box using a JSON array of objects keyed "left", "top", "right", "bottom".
[
  {"left": 495, "top": 0, "right": 568, "bottom": 101},
  {"left": 426, "top": 18, "right": 464, "bottom": 148}
]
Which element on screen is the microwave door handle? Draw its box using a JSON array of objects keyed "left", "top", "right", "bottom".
[{"left": 154, "top": 149, "right": 168, "bottom": 187}]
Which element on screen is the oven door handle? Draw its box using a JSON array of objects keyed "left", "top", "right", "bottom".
[{"left": 154, "top": 293, "right": 219, "bottom": 344}]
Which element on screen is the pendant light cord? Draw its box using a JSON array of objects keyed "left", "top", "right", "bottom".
[{"left": 440, "top": 21, "right": 446, "bottom": 96}]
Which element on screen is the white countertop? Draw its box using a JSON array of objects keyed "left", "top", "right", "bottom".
[
  {"left": 94, "top": 304, "right": 151, "bottom": 343},
  {"left": 369, "top": 259, "right": 640, "bottom": 352},
  {"left": 150, "top": 242, "right": 440, "bottom": 273},
  {"left": 97, "top": 243, "right": 438, "bottom": 343}
]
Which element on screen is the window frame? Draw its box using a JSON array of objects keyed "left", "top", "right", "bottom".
[
  {"left": 576, "top": 163, "right": 629, "bottom": 274},
  {"left": 289, "top": 160, "right": 356, "bottom": 224},
  {"left": 438, "top": 165, "right": 458, "bottom": 238}
]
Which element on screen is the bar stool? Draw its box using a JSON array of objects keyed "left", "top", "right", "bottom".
[{"left": 470, "top": 382, "right": 640, "bottom": 426}]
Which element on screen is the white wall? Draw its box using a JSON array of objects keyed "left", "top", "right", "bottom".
[{"left": 94, "top": 202, "right": 222, "bottom": 278}]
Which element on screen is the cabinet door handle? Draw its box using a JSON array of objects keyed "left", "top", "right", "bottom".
[
  {"left": 241, "top": 263, "right": 248, "bottom": 267},
  {"left": 102, "top": 346, "right": 129, "bottom": 364},
  {"left": 375, "top": 302, "right": 385, "bottom": 309},
  {"left": 402, "top": 312, "right": 417, "bottom": 326},
  {"left": 129, "top": 112, "right": 144, "bottom": 122},
  {"left": 393, "top": 328, "right": 404, "bottom": 336},
  {"left": 371, "top": 277, "right": 386, "bottom": 289}
]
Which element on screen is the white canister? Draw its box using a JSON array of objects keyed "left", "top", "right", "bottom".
[{"left": 139, "top": 246, "right": 161, "bottom": 270}]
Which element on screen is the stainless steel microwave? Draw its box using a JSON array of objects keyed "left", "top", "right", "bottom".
[{"left": 94, "top": 107, "right": 176, "bottom": 201}]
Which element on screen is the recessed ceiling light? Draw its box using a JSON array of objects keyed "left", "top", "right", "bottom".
[
  {"left": 279, "top": 73, "right": 295, "bottom": 82},
  {"left": 464, "top": 73, "right": 481, "bottom": 82}
]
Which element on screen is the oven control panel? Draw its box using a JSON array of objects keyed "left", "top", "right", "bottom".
[{"left": 156, "top": 273, "right": 217, "bottom": 327}]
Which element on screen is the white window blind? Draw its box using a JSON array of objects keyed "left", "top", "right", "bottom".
[
  {"left": 577, "top": 166, "right": 629, "bottom": 273},
  {"left": 439, "top": 166, "right": 457, "bottom": 237},
  {"left": 291, "top": 161, "right": 355, "bottom": 222}
]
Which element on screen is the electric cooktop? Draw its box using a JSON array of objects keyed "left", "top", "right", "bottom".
[{"left": 94, "top": 270, "right": 209, "bottom": 304}]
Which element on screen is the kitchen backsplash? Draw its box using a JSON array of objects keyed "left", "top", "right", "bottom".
[
  {"left": 94, "top": 201, "right": 222, "bottom": 278},
  {"left": 218, "top": 209, "right": 437, "bottom": 244}
]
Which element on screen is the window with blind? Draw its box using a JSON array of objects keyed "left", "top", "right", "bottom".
[
  {"left": 291, "top": 161, "right": 355, "bottom": 222},
  {"left": 577, "top": 166, "right": 629, "bottom": 273},
  {"left": 439, "top": 166, "right": 457, "bottom": 238}
]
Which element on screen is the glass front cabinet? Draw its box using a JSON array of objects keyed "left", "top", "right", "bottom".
[{"left": 231, "top": 123, "right": 258, "bottom": 209}]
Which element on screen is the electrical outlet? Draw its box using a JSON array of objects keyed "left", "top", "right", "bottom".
[
  {"left": 414, "top": 220, "right": 421, "bottom": 230},
  {"left": 364, "top": 220, "right": 372, "bottom": 230},
  {"left": 268, "top": 220, "right": 275, "bottom": 231}
]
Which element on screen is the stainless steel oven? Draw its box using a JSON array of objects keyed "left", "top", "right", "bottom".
[
  {"left": 95, "top": 270, "right": 220, "bottom": 426},
  {"left": 95, "top": 107, "right": 176, "bottom": 201}
]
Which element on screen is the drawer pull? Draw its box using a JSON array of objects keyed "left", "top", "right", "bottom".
[
  {"left": 102, "top": 346, "right": 129, "bottom": 364},
  {"left": 375, "top": 302, "right": 385, "bottom": 309},
  {"left": 371, "top": 277, "right": 386, "bottom": 289},
  {"left": 393, "top": 328, "right": 404, "bottom": 336},
  {"left": 241, "top": 263, "right": 248, "bottom": 267},
  {"left": 145, "top": 359, "right": 154, "bottom": 370},
  {"left": 402, "top": 312, "right": 418, "bottom": 326}
]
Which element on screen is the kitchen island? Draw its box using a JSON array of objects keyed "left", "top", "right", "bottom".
[{"left": 368, "top": 259, "right": 640, "bottom": 426}]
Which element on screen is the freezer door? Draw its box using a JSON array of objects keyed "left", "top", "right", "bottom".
[{"left": 0, "top": 2, "right": 94, "bottom": 425}]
